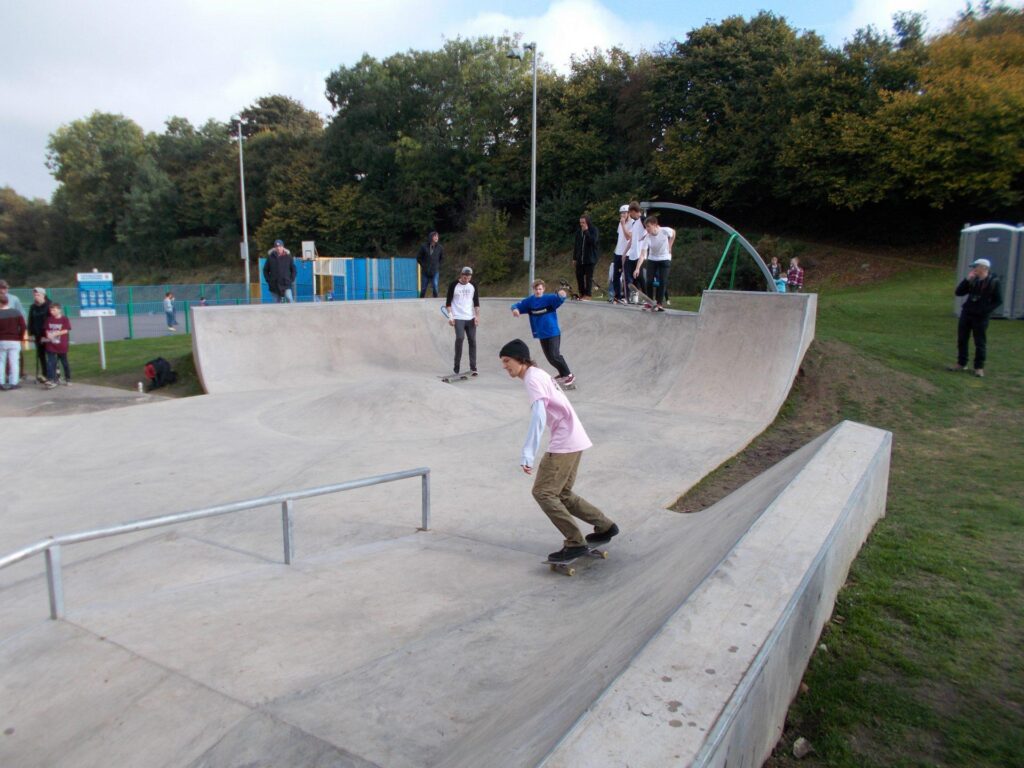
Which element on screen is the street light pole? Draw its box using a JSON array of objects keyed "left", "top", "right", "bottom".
[
  {"left": 236, "top": 118, "right": 251, "bottom": 303},
  {"left": 527, "top": 42, "right": 538, "bottom": 289},
  {"left": 508, "top": 42, "right": 539, "bottom": 289}
]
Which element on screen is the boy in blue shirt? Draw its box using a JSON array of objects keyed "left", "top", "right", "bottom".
[{"left": 510, "top": 279, "right": 575, "bottom": 386}]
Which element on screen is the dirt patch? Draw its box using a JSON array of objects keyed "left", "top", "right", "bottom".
[{"left": 670, "top": 338, "right": 926, "bottom": 514}]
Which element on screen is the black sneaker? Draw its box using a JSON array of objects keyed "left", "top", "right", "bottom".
[
  {"left": 548, "top": 545, "right": 588, "bottom": 562},
  {"left": 586, "top": 523, "right": 619, "bottom": 545}
]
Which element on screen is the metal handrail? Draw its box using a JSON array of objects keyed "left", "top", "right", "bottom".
[{"left": 0, "top": 467, "right": 431, "bottom": 620}]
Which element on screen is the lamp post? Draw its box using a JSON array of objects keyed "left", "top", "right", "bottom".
[
  {"left": 234, "top": 117, "right": 251, "bottom": 303},
  {"left": 508, "top": 42, "right": 538, "bottom": 288}
]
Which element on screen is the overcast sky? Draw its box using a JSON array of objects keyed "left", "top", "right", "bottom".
[{"left": 1, "top": 0, "right": 969, "bottom": 200}]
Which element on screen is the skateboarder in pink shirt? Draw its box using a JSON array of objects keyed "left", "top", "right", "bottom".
[{"left": 499, "top": 338, "right": 618, "bottom": 562}]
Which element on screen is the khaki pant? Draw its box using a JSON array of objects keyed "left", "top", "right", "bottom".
[{"left": 532, "top": 451, "right": 613, "bottom": 547}]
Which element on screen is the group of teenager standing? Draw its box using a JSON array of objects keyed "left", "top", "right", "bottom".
[{"left": 576, "top": 201, "right": 676, "bottom": 311}]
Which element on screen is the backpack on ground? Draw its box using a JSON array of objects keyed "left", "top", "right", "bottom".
[{"left": 144, "top": 357, "right": 178, "bottom": 390}]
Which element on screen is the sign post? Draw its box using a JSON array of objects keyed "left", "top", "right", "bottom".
[{"left": 77, "top": 271, "right": 115, "bottom": 371}]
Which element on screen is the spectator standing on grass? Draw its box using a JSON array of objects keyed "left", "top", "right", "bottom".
[
  {"left": 264, "top": 239, "right": 296, "bottom": 303},
  {"left": 43, "top": 302, "right": 71, "bottom": 388},
  {"left": 572, "top": 214, "right": 599, "bottom": 300},
  {"left": 787, "top": 257, "right": 804, "bottom": 292},
  {"left": 164, "top": 292, "right": 177, "bottom": 331},
  {"left": 950, "top": 257, "right": 1002, "bottom": 378},
  {"left": 418, "top": 231, "right": 445, "bottom": 298},
  {"left": 27, "top": 288, "right": 52, "bottom": 383},
  {"left": 0, "top": 294, "right": 27, "bottom": 390}
]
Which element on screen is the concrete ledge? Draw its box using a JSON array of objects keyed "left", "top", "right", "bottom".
[{"left": 544, "top": 420, "right": 891, "bottom": 767}]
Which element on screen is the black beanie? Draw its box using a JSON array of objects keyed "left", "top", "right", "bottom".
[{"left": 499, "top": 338, "right": 531, "bottom": 362}]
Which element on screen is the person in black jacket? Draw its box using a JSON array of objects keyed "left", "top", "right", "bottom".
[
  {"left": 263, "top": 239, "right": 296, "bottom": 303},
  {"left": 951, "top": 258, "right": 1003, "bottom": 378},
  {"left": 418, "top": 231, "right": 444, "bottom": 298},
  {"left": 27, "top": 287, "right": 52, "bottom": 383},
  {"left": 572, "top": 215, "right": 599, "bottom": 300}
]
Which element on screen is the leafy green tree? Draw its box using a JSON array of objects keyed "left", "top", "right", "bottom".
[
  {"left": 117, "top": 156, "right": 179, "bottom": 258},
  {"left": 652, "top": 13, "right": 829, "bottom": 210},
  {"left": 46, "top": 112, "right": 147, "bottom": 247},
  {"left": 0, "top": 187, "right": 56, "bottom": 281},
  {"left": 465, "top": 189, "right": 512, "bottom": 282},
  {"left": 239, "top": 95, "right": 323, "bottom": 137}
]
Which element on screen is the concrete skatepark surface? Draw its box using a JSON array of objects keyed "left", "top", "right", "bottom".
[{"left": 0, "top": 291, "right": 889, "bottom": 767}]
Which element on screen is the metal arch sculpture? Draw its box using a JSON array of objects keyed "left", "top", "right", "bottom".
[{"left": 641, "top": 201, "right": 778, "bottom": 292}]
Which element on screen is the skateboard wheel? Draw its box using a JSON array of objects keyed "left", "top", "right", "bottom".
[
  {"left": 566, "top": 568, "right": 576, "bottom": 577},
  {"left": 599, "top": 551, "right": 609, "bottom": 559}
]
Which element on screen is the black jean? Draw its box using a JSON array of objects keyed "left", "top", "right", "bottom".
[
  {"left": 957, "top": 314, "right": 989, "bottom": 369},
  {"left": 46, "top": 352, "right": 71, "bottom": 382},
  {"left": 574, "top": 262, "right": 594, "bottom": 297},
  {"left": 453, "top": 319, "right": 477, "bottom": 372},
  {"left": 647, "top": 260, "right": 670, "bottom": 305},
  {"left": 612, "top": 254, "right": 625, "bottom": 300},
  {"left": 539, "top": 335, "right": 571, "bottom": 378}
]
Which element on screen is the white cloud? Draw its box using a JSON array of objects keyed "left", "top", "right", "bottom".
[
  {"left": 458, "top": 0, "right": 661, "bottom": 72},
  {"left": 834, "top": 0, "right": 965, "bottom": 41}
]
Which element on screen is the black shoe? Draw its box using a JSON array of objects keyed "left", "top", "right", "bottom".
[
  {"left": 586, "top": 523, "right": 619, "bottom": 545},
  {"left": 548, "top": 545, "right": 588, "bottom": 562}
]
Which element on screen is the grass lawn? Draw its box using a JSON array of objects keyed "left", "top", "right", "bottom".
[
  {"left": 60, "top": 268, "right": 1022, "bottom": 766},
  {"left": 706, "top": 268, "right": 1022, "bottom": 767},
  {"left": 67, "top": 334, "right": 203, "bottom": 396}
]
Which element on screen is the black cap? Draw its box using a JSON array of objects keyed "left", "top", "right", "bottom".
[{"left": 499, "top": 339, "right": 531, "bottom": 361}]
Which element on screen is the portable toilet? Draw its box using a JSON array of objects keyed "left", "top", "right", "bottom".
[
  {"left": 1014, "top": 225, "right": 1024, "bottom": 319},
  {"left": 955, "top": 224, "right": 1019, "bottom": 319}
]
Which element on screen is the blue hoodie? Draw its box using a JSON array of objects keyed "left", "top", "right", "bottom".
[{"left": 511, "top": 293, "right": 565, "bottom": 340}]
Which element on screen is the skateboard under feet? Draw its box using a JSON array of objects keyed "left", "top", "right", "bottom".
[{"left": 544, "top": 547, "right": 608, "bottom": 576}]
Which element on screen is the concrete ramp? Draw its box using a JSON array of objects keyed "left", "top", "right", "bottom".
[{"left": 0, "top": 291, "right": 890, "bottom": 767}]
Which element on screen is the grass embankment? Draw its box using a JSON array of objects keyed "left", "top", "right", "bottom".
[
  {"left": 63, "top": 267, "right": 1022, "bottom": 765},
  {"left": 68, "top": 335, "right": 202, "bottom": 396},
  {"left": 675, "top": 269, "right": 1022, "bottom": 767}
]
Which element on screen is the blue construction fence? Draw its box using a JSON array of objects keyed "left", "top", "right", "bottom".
[
  {"left": 9, "top": 257, "right": 420, "bottom": 339},
  {"left": 258, "top": 256, "right": 419, "bottom": 303}
]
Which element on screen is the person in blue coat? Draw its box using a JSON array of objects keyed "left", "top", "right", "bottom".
[{"left": 510, "top": 279, "right": 574, "bottom": 386}]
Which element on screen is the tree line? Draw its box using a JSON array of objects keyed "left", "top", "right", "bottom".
[{"left": 1, "top": 5, "right": 1021, "bottom": 284}]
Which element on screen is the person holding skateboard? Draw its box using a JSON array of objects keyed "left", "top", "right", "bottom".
[
  {"left": 445, "top": 266, "right": 480, "bottom": 376},
  {"left": 499, "top": 338, "right": 619, "bottom": 562},
  {"left": 510, "top": 279, "right": 575, "bottom": 387}
]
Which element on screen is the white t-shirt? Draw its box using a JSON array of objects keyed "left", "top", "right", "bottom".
[
  {"left": 627, "top": 217, "right": 646, "bottom": 260},
  {"left": 450, "top": 281, "right": 477, "bottom": 321},
  {"left": 644, "top": 227, "right": 675, "bottom": 261},
  {"left": 615, "top": 219, "right": 630, "bottom": 256}
]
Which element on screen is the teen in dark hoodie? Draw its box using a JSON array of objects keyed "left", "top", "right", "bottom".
[{"left": 572, "top": 214, "right": 599, "bottom": 300}]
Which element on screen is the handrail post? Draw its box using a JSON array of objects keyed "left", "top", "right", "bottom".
[
  {"left": 281, "top": 499, "right": 294, "bottom": 565},
  {"left": 45, "top": 544, "right": 64, "bottom": 620},
  {"left": 420, "top": 470, "right": 431, "bottom": 531}
]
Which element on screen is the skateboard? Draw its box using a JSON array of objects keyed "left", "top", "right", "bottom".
[
  {"left": 557, "top": 279, "right": 582, "bottom": 301},
  {"left": 627, "top": 284, "right": 658, "bottom": 310},
  {"left": 544, "top": 547, "right": 609, "bottom": 577},
  {"left": 438, "top": 373, "right": 471, "bottom": 383},
  {"left": 440, "top": 306, "right": 451, "bottom": 320},
  {"left": 555, "top": 378, "right": 577, "bottom": 392}
]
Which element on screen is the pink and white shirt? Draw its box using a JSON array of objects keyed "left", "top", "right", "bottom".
[{"left": 520, "top": 366, "right": 592, "bottom": 466}]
